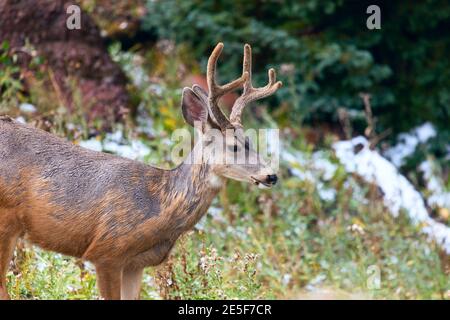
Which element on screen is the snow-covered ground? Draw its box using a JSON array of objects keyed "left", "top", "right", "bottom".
[
  {"left": 334, "top": 136, "right": 450, "bottom": 254},
  {"left": 419, "top": 159, "right": 450, "bottom": 210},
  {"left": 384, "top": 122, "right": 436, "bottom": 167},
  {"left": 79, "top": 130, "right": 151, "bottom": 161},
  {"left": 281, "top": 148, "right": 338, "bottom": 202}
]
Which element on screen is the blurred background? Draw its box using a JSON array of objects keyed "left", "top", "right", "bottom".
[{"left": 0, "top": 0, "right": 449, "bottom": 299}]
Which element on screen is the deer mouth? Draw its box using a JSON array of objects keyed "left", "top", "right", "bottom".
[{"left": 251, "top": 176, "right": 272, "bottom": 188}]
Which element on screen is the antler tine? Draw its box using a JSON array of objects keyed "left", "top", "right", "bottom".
[
  {"left": 230, "top": 44, "right": 283, "bottom": 125},
  {"left": 242, "top": 43, "right": 252, "bottom": 93},
  {"left": 207, "top": 42, "right": 249, "bottom": 129}
]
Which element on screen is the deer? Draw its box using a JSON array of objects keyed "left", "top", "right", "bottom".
[{"left": 0, "top": 43, "right": 282, "bottom": 300}]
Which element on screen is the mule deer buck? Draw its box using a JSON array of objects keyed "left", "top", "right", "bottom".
[{"left": 0, "top": 43, "right": 281, "bottom": 300}]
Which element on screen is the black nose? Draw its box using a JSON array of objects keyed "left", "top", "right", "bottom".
[{"left": 266, "top": 174, "right": 278, "bottom": 185}]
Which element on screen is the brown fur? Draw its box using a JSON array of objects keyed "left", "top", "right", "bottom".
[
  {"left": 0, "top": 43, "right": 280, "bottom": 300},
  {"left": 0, "top": 116, "right": 221, "bottom": 299}
]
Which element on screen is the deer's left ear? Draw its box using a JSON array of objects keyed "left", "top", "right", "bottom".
[{"left": 181, "top": 87, "right": 208, "bottom": 127}]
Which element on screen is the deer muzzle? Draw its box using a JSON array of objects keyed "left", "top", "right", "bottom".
[{"left": 251, "top": 174, "right": 278, "bottom": 187}]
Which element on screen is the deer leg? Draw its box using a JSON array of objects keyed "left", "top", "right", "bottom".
[
  {"left": 95, "top": 263, "right": 122, "bottom": 300},
  {"left": 0, "top": 210, "right": 20, "bottom": 300},
  {"left": 121, "top": 265, "right": 143, "bottom": 300}
]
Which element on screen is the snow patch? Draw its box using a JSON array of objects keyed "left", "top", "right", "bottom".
[
  {"left": 384, "top": 122, "right": 436, "bottom": 167},
  {"left": 281, "top": 148, "right": 338, "bottom": 202},
  {"left": 334, "top": 136, "right": 450, "bottom": 253},
  {"left": 15, "top": 116, "right": 26, "bottom": 124},
  {"left": 19, "top": 103, "right": 37, "bottom": 114},
  {"left": 419, "top": 160, "right": 450, "bottom": 210},
  {"left": 79, "top": 139, "right": 102, "bottom": 152},
  {"left": 79, "top": 130, "right": 151, "bottom": 161}
]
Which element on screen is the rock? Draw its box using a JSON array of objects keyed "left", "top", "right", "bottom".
[{"left": 0, "top": 0, "right": 130, "bottom": 124}]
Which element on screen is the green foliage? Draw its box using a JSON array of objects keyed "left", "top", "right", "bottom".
[
  {"left": 7, "top": 248, "right": 99, "bottom": 300},
  {"left": 142, "top": 0, "right": 450, "bottom": 144},
  {"left": 0, "top": 41, "right": 24, "bottom": 112}
]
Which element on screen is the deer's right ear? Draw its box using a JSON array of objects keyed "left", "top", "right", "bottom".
[{"left": 181, "top": 87, "right": 208, "bottom": 127}]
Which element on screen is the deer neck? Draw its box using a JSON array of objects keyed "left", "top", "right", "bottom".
[{"left": 164, "top": 145, "right": 223, "bottom": 230}]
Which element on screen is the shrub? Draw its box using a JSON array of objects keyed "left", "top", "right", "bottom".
[{"left": 142, "top": 0, "right": 450, "bottom": 150}]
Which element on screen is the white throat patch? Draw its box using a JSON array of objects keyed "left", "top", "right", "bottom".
[{"left": 208, "top": 174, "right": 223, "bottom": 189}]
